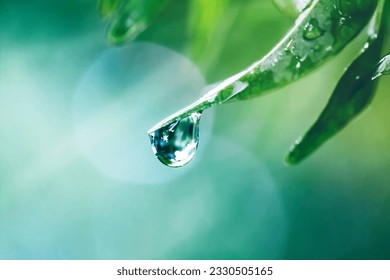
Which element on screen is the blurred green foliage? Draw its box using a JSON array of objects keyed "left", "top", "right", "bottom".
[
  {"left": 272, "top": 0, "right": 310, "bottom": 17},
  {"left": 0, "top": 0, "right": 390, "bottom": 260}
]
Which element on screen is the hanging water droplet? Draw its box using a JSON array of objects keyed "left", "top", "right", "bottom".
[
  {"left": 303, "top": 19, "right": 325, "bottom": 41},
  {"left": 148, "top": 112, "right": 202, "bottom": 167}
]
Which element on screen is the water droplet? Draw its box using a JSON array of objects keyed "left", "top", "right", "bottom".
[
  {"left": 148, "top": 112, "right": 202, "bottom": 167},
  {"left": 303, "top": 19, "right": 325, "bottom": 41},
  {"left": 232, "top": 81, "right": 249, "bottom": 96}
]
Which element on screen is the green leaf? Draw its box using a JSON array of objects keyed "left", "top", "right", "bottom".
[
  {"left": 98, "top": 0, "right": 123, "bottom": 19},
  {"left": 106, "top": 0, "right": 172, "bottom": 45},
  {"left": 229, "top": 0, "right": 380, "bottom": 101},
  {"left": 286, "top": 2, "right": 387, "bottom": 165}
]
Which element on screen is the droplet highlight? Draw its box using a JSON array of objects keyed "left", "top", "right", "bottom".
[
  {"left": 303, "top": 19, "right": 325, "bottom": 41},
  {"left": 148, "top": 112, "right": 202, "bottom": 167},
  {"left": 372, "top": 54, "right": 390, "bottom": 80}
]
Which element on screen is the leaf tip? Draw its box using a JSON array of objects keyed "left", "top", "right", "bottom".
[
  {"left": 285, "top": 149, "right": 303, "bottom": 166},
  {"left": 284, "top": 136, "right": 309, "bottom": 165}
]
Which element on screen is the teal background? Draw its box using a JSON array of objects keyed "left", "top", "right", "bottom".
[{"left": 0, "top": 0, "right": 390, "bottom": 259}]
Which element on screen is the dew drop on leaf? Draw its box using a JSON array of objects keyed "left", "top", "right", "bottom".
[
  {"left": 303, "top": 18, "right": 325, "bottom": 41},
  {"left": 148, "top": 112, "right": 202, "bottom": 167}
]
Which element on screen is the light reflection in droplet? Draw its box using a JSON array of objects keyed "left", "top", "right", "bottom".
[{"left": 148, "top": 112, "right": 202, "bottom": 168}]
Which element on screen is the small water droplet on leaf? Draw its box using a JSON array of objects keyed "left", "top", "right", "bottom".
[
  {"left": 303, "top": 18, "right": 325, "bottom": 41},
  {"left": 148, "top": 112, "right": 202, "bottom": 167}
]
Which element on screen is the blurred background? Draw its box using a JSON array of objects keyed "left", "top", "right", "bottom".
[{"left": 0, "top": 0, "right": 389, "bottom": 259}]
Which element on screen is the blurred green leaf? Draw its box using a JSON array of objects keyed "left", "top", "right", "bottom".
[
  {"left": 98, "top": 0, "right": 123, "bottom": 19},
  {"left": 273, "top": 0, "right": 311, "bottom": 17},
  {"left": 188, "top": 0, "right": 240, "bottom": 71},
  {"left": 106, "top": 0, "right": 172, "bottom": 45}
]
